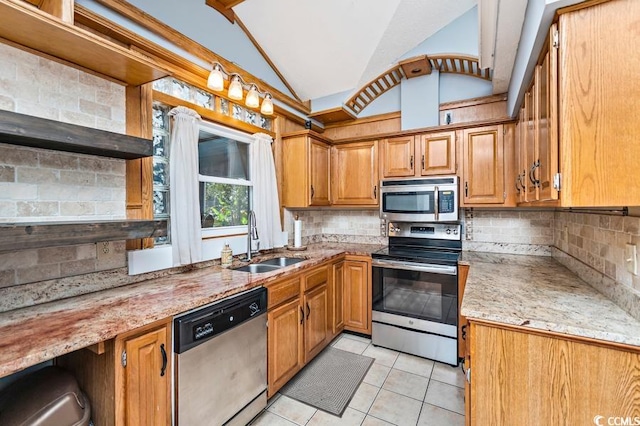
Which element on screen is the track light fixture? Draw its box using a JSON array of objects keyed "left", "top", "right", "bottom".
[{"left": 206, "top": 62, "right": 274, "bottom": 115}]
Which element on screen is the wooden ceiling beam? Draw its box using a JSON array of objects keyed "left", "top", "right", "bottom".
[{"left": 204, "top": 0, "right": 235, "bottom": 23}]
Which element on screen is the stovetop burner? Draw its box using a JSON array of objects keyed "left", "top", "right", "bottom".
[
  {"left": 374, "top": 222, "right": 462, "bottom": 266},
  {"left": 372, "top": 246, "right": 460, "bottom": 266}
]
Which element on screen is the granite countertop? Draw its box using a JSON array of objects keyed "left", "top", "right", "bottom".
[
  {"left": 0, "top": 243, "right": 382, "bottom": 378},
  {"left": 460, "top": 252, "right": 640, "bottom": 347}
]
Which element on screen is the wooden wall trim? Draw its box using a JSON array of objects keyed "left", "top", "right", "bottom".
[
  {"left": 91, "top": 0, "right": 310, "bottom": 115},
  {"left": 440, "top": 93, "right": 507, "bottom": 111}
]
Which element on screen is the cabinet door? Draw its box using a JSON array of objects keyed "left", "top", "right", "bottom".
[
  {"left": 419, "top": 131, "right": 456, "bottom": 176},
  {"left": 343, "top": 259, "right": 371, "bottom": 334},
  {"left": 462, "top": 125, "right": 505, "bottom": 204},
  {"left": 458, "top": 264, "right": 470, "bottom": 361},
  {"left": 524, "top": 91, "right": 538, "bottom": 200},
  {"left": 303, "top": 284, "right": 328, "bottom": 363},
  {"left": 309, "top": 138, "right": 331, "bottom": 206},
  {"left": 536, "top": 30, "right": 559, "bottom": 202},
  {"left": 331, "top": 261, "right": 345, "bottom": 338},
  {"left": 515, "top": 108, "right": 527, "bottom": 203},
  {"left": 331, "top": 141, "right": 379, "bottom": 205},
  {"left": 268, "top": 298, "right": 303, "bottom": 396},
  {"left": 381, "top": 136, "right": 415, "bottom": 177},
  {"left": 120, "top": 323, "right": 170, "bottom": 426}
]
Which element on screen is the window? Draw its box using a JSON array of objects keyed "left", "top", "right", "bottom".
[
  {"left": 197, "top": 122, "right": 253, "bottom": 238},
  {"left": 152, "top": 102, "right": 171, "bottom": 245}
]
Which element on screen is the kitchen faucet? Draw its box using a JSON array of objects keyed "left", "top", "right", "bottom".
[{"left": 247, "top": 210, "right": 260, "bottom": 260}]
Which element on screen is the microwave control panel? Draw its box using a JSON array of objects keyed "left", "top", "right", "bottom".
[{"left": 439, "top": 191, "right": 455, "bottom": 213}]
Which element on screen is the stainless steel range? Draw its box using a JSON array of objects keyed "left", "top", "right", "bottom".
[{"left": 371, "top": 222, "right": 461, "bottom": 365}]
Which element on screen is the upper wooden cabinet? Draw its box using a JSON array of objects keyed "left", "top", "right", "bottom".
[
  {"left": 419, "top": 131, "right": 456, "bottom": 176},
  {"left": 282, "top": 131, "right": 331, "bottom": 207},
  {"left": 381, "top": 136, "right": 415, "bottom": 178},
  {"left": 331, "top": 141, "right": 379, "bottom": 206},
  {"left": 517, "top": 0, "right": 640, "bottom": 207},
  {"left": 461, "top": 124, "right": 516, "bottom": 206},
  {"left": 381, "top": 131, "right": 456, "bottom": 178}
]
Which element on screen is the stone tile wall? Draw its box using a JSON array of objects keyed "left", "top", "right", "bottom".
[
  {"left": 284, "top": 209, "right": 386, "bottom": 245},
  {"left": 463, "top": 209, "right": 554, "bottom": 255},
  {"left": 0, "top": 42, "right": 127, "bottom": 289}
]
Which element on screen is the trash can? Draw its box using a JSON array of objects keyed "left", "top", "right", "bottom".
[{"left": 0, "top": 366, "right": 91, "bottom": 426}]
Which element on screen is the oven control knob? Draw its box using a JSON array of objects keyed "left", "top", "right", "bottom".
[{"left": 446, "top": 228, "right": 451, "bottom": 235}]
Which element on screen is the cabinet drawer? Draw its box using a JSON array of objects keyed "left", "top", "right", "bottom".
[
  {"left": 267, "top": 277, "right": 301, "bottom": 308},
  {"left": 304, "top": 265, "right": 328, "bottom": 292}
]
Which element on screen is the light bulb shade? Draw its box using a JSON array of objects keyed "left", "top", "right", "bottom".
[
  {"left": 207, "top": 65, "right": 224, "bottom": 91},
  {"left": 245, "top": 85, "right": 260, "bottom": 108},
  {"left": 228, "top": 75, "right": 243, "bottom": 100},
  {"left": 260, "top": 94, "right": 274, "bottom": 115}
]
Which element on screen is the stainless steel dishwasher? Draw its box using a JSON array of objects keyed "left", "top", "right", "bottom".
[{"left": 174, "top": 287, "right": 267, "bottom": 426}]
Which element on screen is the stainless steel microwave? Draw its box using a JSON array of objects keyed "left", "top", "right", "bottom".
[{"left": 379, "top": 176, "right": 459, "bottom": 222}]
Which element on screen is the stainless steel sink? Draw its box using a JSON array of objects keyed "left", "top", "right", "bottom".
[
  {"left": 233, "top": 264, "right": 281, "bottom": 273},
  {"left": 258, "top": 257, "right": 306, "bottom": 267}
]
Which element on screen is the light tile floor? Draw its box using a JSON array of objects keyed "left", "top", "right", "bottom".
[{"left": 251, "top": 333, "right": 465, "bottom": 426}]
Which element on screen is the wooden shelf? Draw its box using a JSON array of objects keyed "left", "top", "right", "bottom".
[
  {"left": 0, "top": 220, "right": 167, "bottom": 253},
  {"left": 0, "top": 0, "right": 168, "bottom": 86},
  {"left": 307, "top": 106, "right": 356, "bottom": 125},
  {"left": 0, "top": 109, "right": 152, "bottom": 159}
]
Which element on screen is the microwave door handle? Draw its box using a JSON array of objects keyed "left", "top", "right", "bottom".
[{"left": 434, "top": 186, "right": 439, "bottom": 221}]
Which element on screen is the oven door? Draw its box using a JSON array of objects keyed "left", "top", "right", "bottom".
[{"left": 372, "top": 259, "right": 458, "bottom": 332}]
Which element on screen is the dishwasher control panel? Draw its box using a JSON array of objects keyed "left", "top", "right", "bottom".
[{"left": 174, "top": 287, "right": 267, "bottom": 354}]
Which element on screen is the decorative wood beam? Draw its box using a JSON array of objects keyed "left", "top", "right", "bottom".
[
  {"left": 91, "top": 0, "right": 310, "bottom": 115},
  {"left": 0, "top": 109, "right": 152, "bottom": 159},
  {"left": 205, "top": 0, "right": 235, "bottom": 23},
  {"left": 0, "top": 220, "right": 167, "bottom": 253},
  {"left": 40, "top": 0, "right": 73, "bottom": 23}
]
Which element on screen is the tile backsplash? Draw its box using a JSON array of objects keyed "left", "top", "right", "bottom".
[{"left": 0, "top": 41, "right": 128, "bottom": 288}]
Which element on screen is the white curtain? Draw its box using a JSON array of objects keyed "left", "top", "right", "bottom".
[
  {"left": 250, "top": 132, "right": 285, "bottom": 249},
  {"left": 168, "top": 106, "right": 202, "bottom": 266}
]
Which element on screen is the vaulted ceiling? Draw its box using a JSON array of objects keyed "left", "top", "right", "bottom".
[{"left": 232, "top": 0, "right": 528, "bottom": 102}]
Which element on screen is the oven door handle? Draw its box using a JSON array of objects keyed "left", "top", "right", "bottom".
[{"left": 372, "top": 259, "right": 457, "bottom": 275}]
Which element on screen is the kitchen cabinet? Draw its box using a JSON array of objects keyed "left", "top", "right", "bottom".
[
  {"left": 460, "top": 124, "right": 516, "bottom": 206},
  {"left": 457, "top": 263, "right": 470, "bottom": 361},
  {"left": 56, "top": 319, "right": 172, "bottom": 426},
  {"left": 380, "top": 131, "right": 456, "bottom": 178},
  {"left": 343, "top": 256, "right": 372, "bottom": 335},
  {"left": 282, "top": 131, "right": 331, "bottom": 207},
  {"left": 466, "top": 320, "right": 640, "bottom": 425},
  {"left": 331, "top": 141, "right": 379, "bottom": 206},
  {"left": 418, "top": 131, "right": 456, "bottom": 176},
  {"left": 265, "top": 262, "right": 333, "bottom": 396},
  {"left": 330, "top": 261, "right": 345, "bottom": 340},
  {"left": 267, "top": 290, "right": 303, "bottom": 397},
  {"left": 516, "top": 0, "right": 640, "bottom": 207},
  {"left": 381, "top": 136, "right": 415, "bottom": 178},
  {"left": 302, "top": 266, "right": 329, "bottom": 362}
]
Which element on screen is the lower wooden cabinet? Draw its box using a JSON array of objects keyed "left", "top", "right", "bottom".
[
  {"left": 330, "top": 261, "right": 345, "bottom": 340},
  {"left": 57, "top": 319, "right": 172, "bottom": 426},
  {"left": 467, "top": 320, "right": 640, "bottom": 425},
  {"left": 343, "top": 256, "right": 372, "bottom": 335},
  {"left": 267, "top": 295, "right": 303, "bottom": 396},
  {"left": 303, "top": 283, "right": 328, "bottom": 363},
  {"left": 266, "top": 263, "right": 331, "bottom": 396}
]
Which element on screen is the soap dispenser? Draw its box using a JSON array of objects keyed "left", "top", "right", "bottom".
[{"left": 221, "top": 242, "right": 233, "bottom": 268}]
